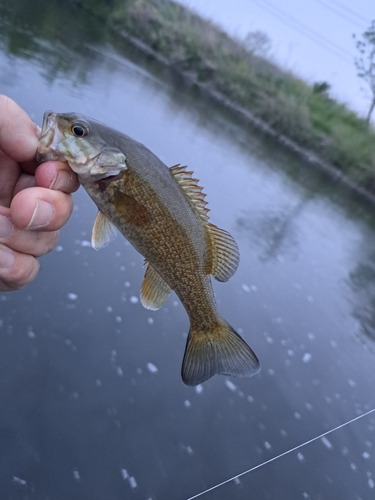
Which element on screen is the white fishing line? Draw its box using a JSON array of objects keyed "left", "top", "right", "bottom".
[{"left": 187, "top": 408, "right": 375, "bottom": 500}]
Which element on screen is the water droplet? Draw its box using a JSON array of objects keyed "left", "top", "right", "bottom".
[
  {"left": 12, "top": 476, "right": 27, "bottom": 487},
  {"left": 73, "top": 470, "right": 81, "bottom": 482},
  {"left": 321, "top": 437, "right": 333, "bottom": 449},
  {"left": 147, "top": 362, "right": 158, "bottom": 374},
  {"left": 225, "top": 380, "right": 237, "bottom": 392},
  {"left": 303, "top": 353, "right": 312, "bottom": 363},
  {"left": 129, "top": 476, "right": 137, "bottom": 489}
]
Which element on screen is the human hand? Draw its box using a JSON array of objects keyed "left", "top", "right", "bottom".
[{"left": 0, "top": 95, "right": 79, "bottom": 291}]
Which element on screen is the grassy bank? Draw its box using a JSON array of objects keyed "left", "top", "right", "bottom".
[{"left": 72, "top": 0, "right": 375, "bottom": 193}]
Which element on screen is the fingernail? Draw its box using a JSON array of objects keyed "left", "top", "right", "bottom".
[
  {"left": 50, "top": 170, "right": 72, "bottom": 191},
  {"left": 27, "top": 200, "right": 54, "bottom": 229},
  {"left": 0, "top": 215, "right": 12, "bottom": 239},
  {"left": 0, "top": 245, "right": 15, "bottom": 269}
]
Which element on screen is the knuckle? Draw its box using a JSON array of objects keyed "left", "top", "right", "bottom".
[
  {"left": 0, "top": 254, "right": 39, "bottom": 290},
  {"left": 45, "top": 231, "right": 59, "bottom": 254}
]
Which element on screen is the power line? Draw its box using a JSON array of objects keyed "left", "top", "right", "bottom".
[
  {"left": 249, "top": 0, "right": 354, "bottom": 65},
  {"left": 314, "top": 0, "right": 366, "bottom": 29},
  {"left": 323, "top": 0, "right": 371, "bottom": 25}
]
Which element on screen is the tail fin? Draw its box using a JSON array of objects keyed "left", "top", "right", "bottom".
[{"left": 181, "top": 321, "right": 260, "bottom": 386}]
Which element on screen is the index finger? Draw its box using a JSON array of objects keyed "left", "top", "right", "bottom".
[
  {"left": 0, "top": 95, "right": 39, "bottom": 164},
  {"left": 35, "top": 161, "right": 80, "bottom": 194}
]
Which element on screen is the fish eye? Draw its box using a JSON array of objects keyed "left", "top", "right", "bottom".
[{"left": 71, "top": 124, "right": 88, "bottom": 137}]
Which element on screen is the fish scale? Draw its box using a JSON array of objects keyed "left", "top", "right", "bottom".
[{"left": 37, "top": 111, "right": 260, "bottom": 386}]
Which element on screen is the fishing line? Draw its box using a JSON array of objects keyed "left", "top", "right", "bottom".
[{"left": 187, "top": 407, "right": 375, "bottom": 500}]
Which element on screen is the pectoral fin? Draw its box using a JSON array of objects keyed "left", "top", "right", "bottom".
[
  {"left": 92, "top": 211, "right": 118, "bottom": 250},
  {"left": 113, "top": 189, "right": 152, "bottom": 226},
  {"left": 208, "top": 223, "right": 240, "bottom": 282},
  {"left": 140, "top": 263, "right": 171, "bottom": 310}
]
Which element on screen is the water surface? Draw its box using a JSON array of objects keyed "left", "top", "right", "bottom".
[{"left": 0, "top": 1, "right": 375, "bottom": 499}]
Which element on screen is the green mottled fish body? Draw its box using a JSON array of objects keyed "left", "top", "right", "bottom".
[{"left": 37, "top": 111, "right": 260, "bottom": 385}]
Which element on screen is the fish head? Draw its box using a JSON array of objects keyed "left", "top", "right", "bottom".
[{"left": 36, "top": 111, "right": 127, "bottom": 181}]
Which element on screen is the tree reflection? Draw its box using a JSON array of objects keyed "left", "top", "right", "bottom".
[
  {"left": 0, "top": 0, "right": 110, "bottom": 85},
  {"left": 237, "top": 195, "right": 313, "bottom": 261},
  {"left": 349, "top": 258, "right": 375, "bottom": 342}
]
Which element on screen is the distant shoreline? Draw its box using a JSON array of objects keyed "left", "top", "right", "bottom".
[{"left": 71, "top": 0, "right": 375, "bottom": 203}]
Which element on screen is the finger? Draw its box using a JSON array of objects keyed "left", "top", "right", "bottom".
[
  {"left": 0, "top": 95, "right": 39, "bottom": 163},
  {"left": 0, "top": 150, "right": 21, "bottom": 207},
  {"left": 10, "top": 187, "right": 74, "bottom": 231},
  {"left": 0, "top": 212, "right": 59, "bottom": 257},
  {"left": 13, "top": 173, "right": 36, "bottom": 196},
  {"left": 0, "top": 244, "right": 39, "bottom": 291},
  {"left": 35, "top": 161, "right": 80, "bottom": 193}
]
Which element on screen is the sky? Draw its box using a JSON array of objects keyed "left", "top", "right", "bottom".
[{"left": 175, "top": 0, "right": 375, "bottom": 120}]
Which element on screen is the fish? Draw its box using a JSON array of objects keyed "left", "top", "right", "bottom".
[{"left": 36, "top": 111, "right": 260, "bottom": 386}]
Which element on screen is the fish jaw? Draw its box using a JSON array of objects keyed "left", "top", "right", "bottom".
[
  {"left": 36, "top": 111, "right": 127, "bottom": 181},
  {"left": 36, "top": 111, "right": 67, "bottom": 163}
]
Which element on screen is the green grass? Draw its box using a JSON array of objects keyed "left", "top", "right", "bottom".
[{"left": 73, "top": 0, "right": 375, "bottom": 192}]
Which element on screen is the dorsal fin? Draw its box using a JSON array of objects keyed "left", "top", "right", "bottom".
[
  {"left": 207, "top": 223, "right": 240, "bottom": 282},
  {"left": 170, "top": 164, "right": 210, "bottom": 224},
  {"left": 170, "top": 164, "right": 239, "bottom": 282}
]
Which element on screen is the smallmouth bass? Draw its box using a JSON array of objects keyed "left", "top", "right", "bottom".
[{"left": 37, "top": 111, "right": 260, "bottom": 385}]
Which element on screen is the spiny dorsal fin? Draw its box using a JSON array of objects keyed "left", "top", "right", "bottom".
[
  {"left": 170, "top": 164, "right": 239, "bottom": 281},
  {"left": 207, "top": 223, "right": 240, "bottom": 282},
  {"left": 140, "top": 261, "right": 171, "bottom": 310},
  {"left": 170, "top": 164, "right": 210, "bottom": 223},
  {"left": 92, "top": 211, "right": 118, "bottom": 250}
]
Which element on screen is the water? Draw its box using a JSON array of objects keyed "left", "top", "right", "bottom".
[{"left": 1, "top": 1, "right": 375, "bottom": 499}]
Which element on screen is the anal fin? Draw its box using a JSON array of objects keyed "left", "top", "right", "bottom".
[{"left": 140, "top": 263, "right": 171, "bottom": 310}]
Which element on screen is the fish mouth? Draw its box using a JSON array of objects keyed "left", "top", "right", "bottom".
[{"left": 35, "top": 111, "right": 63, "bottom": 164}]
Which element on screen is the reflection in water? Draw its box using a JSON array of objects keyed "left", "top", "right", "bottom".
[
  {"left": 1, "top": 0, "right": 375, "bottom": 499},
  {"left": 349, "top": 238, "right": 375, "bottom": 343},
  {"left": 0, "top": 0, "right": 108, "bottom": 67},
  {"left": 237, "top": 195, "right": 314, "bottom": 262},
  {"left": 350, "top": 261, "right": 375, "bottom": 341}
]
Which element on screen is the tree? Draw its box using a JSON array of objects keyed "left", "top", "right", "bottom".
[
  {"left": 313, "top": 81, "right": 331, "bottom": 96},
  {"left": 243, "top": 30, "right": 272, "bottom": 58},
  {"left": 353, "top": 20, "right": 375, "bottom": 125}
]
